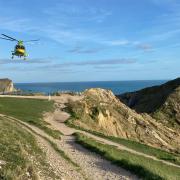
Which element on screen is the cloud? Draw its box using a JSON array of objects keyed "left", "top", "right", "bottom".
[
  {"left": 93, "top": 65, "right": 122, "bottom": 70},
  {"left": 1, "top": 65, "right": 80, "bottom": 73},
  {"left": 150, "top": 29, "right": 180, "bottom": 42},
  {"left": 68, "top": 46, "right": 103, "bottom": 54},
  {"left": 136, "top": 43, "right": 153, "bottom": 52},
  {"left": 102, "top": 40, "right": 130, "bottom": 46},
  {"left": 72, "top": 58, "right": 136, "bottom": 65},
  {"left": 0, "top": 57, "right": 137, "bottom": 73},
  {"left": 40, "top": 58, "right": 136, "bottom": 70},
  {"left": 0, "top": 7, "right": 144, "bottom": 51},
  {"left": 0, "top": 58, "right": 52, "bottom": 65},
  {"left": 141, "top": 2, "right": 180, "bottom": 43},
  {"left": 43, "top": 3, "right": 111, "bottom": 23},
  {"left": 0, "top": 17, "right": 33, "bottom": 32}
]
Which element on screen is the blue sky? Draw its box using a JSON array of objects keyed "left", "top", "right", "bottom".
[{"left": 0, "top": 0, "right": 179, "bottom": 82}]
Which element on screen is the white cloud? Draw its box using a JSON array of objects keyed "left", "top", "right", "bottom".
[
  {"left": 0, "top": 17, "right": 32, "bottom": 32},
  {"left": 102, "top": 40, "right": 130, "bottom": 46},
  {"left": 43, "top": 3, "right": 111, "bottom": 23}
]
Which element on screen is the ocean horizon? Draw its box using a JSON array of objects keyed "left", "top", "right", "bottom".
[{"left": 15, "top": 80, "right": 168, "bottom": 95}]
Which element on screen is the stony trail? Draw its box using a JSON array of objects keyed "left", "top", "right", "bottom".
[
  {"left": 58, "top": 135, "right": 137, "bottom": 180},
  {"left": 0, "top": 114, "right": 85, "bottom": 180},
  {"left": 0, "top": 114, "right": 138, "bottom": 180},
  {"left": 46, "top": 99, "right": 180, "bottom": 169}
]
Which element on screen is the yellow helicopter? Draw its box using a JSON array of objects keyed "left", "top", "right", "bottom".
[{"left": 0, "top": 34, "right": 39, "bottom": 60}]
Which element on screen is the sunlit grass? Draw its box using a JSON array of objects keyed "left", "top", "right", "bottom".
[
  {"left": 0, "top": 97, "right": 61, "bottom": 139},
  {"left": 0, "top": 117, "right": 57, "bottom": 179},
  {"left": 74, "top": 132, "right": 180, "bottom": 180}
]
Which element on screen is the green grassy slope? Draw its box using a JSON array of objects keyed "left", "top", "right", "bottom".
[
  {"left": 67, "top": 118, "right": 180, "bottom": 166},
  {"left": 0, "top": 97, "right": 61, "bottom": 139},
  {"left": 74, "top": 132, "right": 180, "bottom": 180},
  {"left": 0, "top": 117, "right": 57, "bottom": 179}
]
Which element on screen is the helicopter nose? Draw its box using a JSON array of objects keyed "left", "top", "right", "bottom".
[{"left": 17, "top": 49, "right": 25, "bottom": 53}]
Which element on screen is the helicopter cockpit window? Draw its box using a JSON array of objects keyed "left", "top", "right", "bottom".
[
  {"left": 15, "top": 45, "right": 25, "bottom": 49},
  {"left": 20, "top": 46, "right": 25, "bottom": 49},
  {"left": 15, "top": 45, "right": 20, "bottom": 49}
]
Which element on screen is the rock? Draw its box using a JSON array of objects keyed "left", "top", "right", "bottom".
[
  {"left": 67, "top": 87, "right": 180, "bottom": 152},
  {"left": 0, "top": 78, "right": 16, "bottom": 93},
  {"left": 0, "top": 160, "right": 6, "bottom": 165}
]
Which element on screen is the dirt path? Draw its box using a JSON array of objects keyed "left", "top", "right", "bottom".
[
  {"left": 59, "top": 135, "right": 137, "bottom": 180},
  {"left": 44, "top": 100, "right": 180, "bottom": 169},
  {"left": 0, "top": 114, "right": 85, "bottom": 180},
  {"left": 1, "top": 114, "right": 138, "bottom": 180}
]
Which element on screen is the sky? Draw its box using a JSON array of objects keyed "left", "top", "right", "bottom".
[{"left": 0, "top": 0, "right": 180, "bottom": 82}]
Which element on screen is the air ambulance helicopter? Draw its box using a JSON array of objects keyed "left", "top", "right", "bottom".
[{"left": 0, "top": 34, "right": 39, "bottom": 60}]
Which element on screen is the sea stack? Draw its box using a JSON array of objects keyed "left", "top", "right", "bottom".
[{"left": 0, "top": 78, "right": 16, "bottom": 93}]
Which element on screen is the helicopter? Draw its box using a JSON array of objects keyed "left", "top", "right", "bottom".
[{"left": 0, "top": 34, "right": 39, "bottom": 60}]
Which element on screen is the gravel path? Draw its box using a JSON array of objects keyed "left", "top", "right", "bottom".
[
  {"left": 44, "top": 97, "right": 180, "bottom": 169},
  {"left": 0, "top": 114, "right": 85, "bottom": 180},
  {"left": 1, "top": 114, "right": 138, "bottom": 180},
  {"left": 36, "top": 135, "right": 85, "bottom": 180},
  {"left": 58, "top": 135, "right": 137, "bottom": 180}
]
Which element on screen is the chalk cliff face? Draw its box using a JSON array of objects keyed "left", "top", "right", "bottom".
[
  {"left": 0, "top": 78, "right": 15, "bottom": 93},
  {"left": 67, "top": 87, "right": 180, "bottom": 152}
]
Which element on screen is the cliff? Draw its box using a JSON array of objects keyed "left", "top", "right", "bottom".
[
  {"left": 66, "top": 87, "right": 180, "bottom": 152},
  {"left": 0, "top": 78, "right": 16, "bottom": 93},
  {"left": 118, "top": 78, "right": 180, "bottom": 128}
]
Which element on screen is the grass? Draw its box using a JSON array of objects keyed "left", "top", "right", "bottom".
[
  {"left": 66, "top": 118, "right": 180, "bottom": 166},
  {"left": 74, "top": 132, "right": 180, "bottom": 180},
  {"left": 5, "top": 115, "right": 79, "bottom": 169},
  {"left": 0, "top": 117, "right": 58, "bottom": 179},
  {"left": 95, "top": 133, "right": 180, "bottom": 165},
  {"left": 5, "top": 114, "right": 80, "bottom": 172},
  {"left": 0, "top": 97, "right": 61, "bottom": 139}
]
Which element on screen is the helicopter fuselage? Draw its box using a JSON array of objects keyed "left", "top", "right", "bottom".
[{"left": 12, "top": 42, "right": 27, "bottom": 59}]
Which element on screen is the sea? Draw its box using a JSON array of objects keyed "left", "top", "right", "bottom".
[{"left": 15, "top": 80, "right": 167, "bottom": 95}]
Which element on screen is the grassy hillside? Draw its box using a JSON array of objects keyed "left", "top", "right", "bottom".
[
  {"left": 74, "top": 133, "right": 180, "bottom": 180},
  {"left": 0, "top": 97, "right": 61, "bottom": 139},
  {"left": 67, "top": 120, "right": 180, "bottom": 165},
  {"left": 118, "top": 78, "right": 180, "bottom": 128},
  {"left": 0, "top": 117, "right": 57, "bottom": 179}
]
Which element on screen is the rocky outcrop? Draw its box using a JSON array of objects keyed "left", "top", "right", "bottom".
[
  {"left": 0, "top": 78, "right": 16, "bottom": 93},
  {"left": 118, "top": 78, "right": 180, "bottom": 128},
  {"left": 67, "top": 88, "right": 180, "bottom": 152}
]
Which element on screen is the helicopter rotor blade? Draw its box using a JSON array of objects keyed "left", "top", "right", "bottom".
[
  {"left": 24, "top": 39, "right": 40, "bottom": 42},
  {"left": 1, "top": 34, "right": 18, "bottom": 41},
  {"left": 0, "top": 37, "right": 15, "bottom": 41}
]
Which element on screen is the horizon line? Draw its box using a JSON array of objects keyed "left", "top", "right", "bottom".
[{"left": 14, "top": 79, "right": 169, "bottom": 84}]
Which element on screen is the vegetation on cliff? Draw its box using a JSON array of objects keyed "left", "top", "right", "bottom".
[
  {"left": 66, "top": 86, "right": 180, "bottom": 152},
  {"left": 118, "top": 78, "right": 180, "bottom": 128}
]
